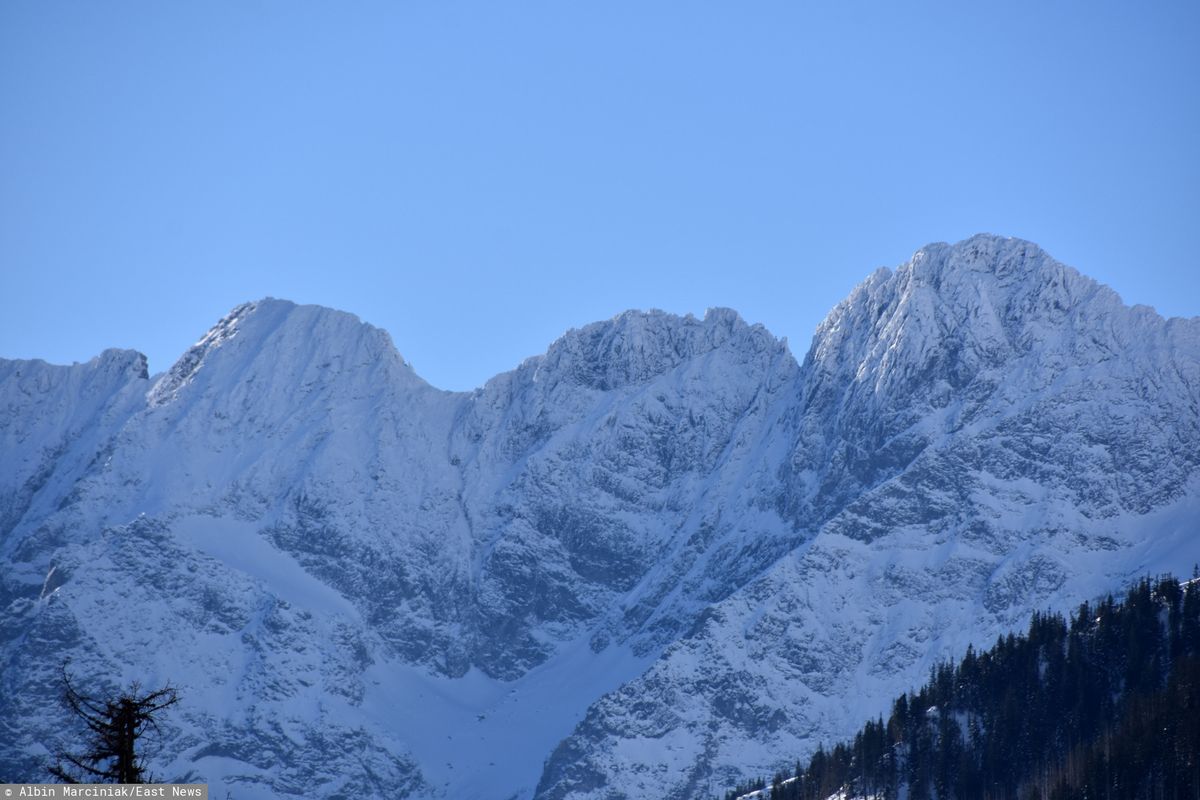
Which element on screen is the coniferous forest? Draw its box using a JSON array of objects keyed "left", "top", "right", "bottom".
[{"left": 724, "top": 574, "right": 1200, "bottom": 800}]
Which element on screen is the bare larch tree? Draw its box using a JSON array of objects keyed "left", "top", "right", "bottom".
[{"left": 49, "top": 664, "right": 180, "bottom": 784}]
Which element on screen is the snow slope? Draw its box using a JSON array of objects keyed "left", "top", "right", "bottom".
[{"left": 2, "top": 235, "right": 1197, "bottom": 799}]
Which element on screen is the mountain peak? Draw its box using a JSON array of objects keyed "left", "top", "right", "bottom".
[
  {"left": 147, "top": 298, "right": 419, "bottom": 408},
  {"left": 800, "top": 233, "right": 1159, "bottom": 447},
  {"left": 912, "top": 235, "right": 1078, "bottom": 300},
  {"left": 812, "top": 234, "right": 1125, "bottom": 360},
  {"left": 910, "top": 233, "right": 1047, "bottom": 275},
  {"left": 537, "top": 307, "right": 783, "bottom": 390}
]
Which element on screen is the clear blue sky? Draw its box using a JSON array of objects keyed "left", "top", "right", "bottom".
[{"left": 2, "top": 2, "right": 1197, "bottom": 391}]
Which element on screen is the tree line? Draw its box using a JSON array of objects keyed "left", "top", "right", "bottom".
[{"left": 724, "top": 573, "right": 1200, "bottom": 800}]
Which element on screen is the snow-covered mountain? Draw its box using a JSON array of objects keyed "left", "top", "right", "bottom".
[{"left": 2, "top": 234, "right": 1197, "bottom": 799}]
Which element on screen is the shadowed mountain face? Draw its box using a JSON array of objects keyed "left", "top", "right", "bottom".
[{"left": 2, "top": 235, "right": 1198, "bottom": 799}]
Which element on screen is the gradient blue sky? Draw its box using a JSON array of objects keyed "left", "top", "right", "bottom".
[{"left": 3, "top": 2, "right": 1198, "bottom": 391}]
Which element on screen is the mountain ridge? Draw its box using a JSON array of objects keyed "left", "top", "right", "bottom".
[{"left": 2, "top": 234, "right": 1197, "bottom": 799}]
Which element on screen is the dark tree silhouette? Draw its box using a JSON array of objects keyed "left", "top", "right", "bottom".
[{"left": 48, "top": 665, "right": 180, "bottom": 784}]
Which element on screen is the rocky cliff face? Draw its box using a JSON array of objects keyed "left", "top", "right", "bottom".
[{"left": 2, "top": 235, "right": 1197, "bottom": 799}]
